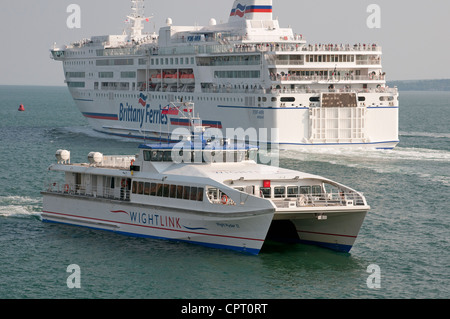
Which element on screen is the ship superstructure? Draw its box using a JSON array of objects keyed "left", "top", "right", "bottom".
[{"left": 51, "top": 0, "right": 399, "bottom": 149}]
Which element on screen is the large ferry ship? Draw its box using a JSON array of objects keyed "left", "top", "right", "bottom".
[
  {"left": 42, "top": 110, "right": 370, "bottom": 254},
  {"left": 51, "top": 0, "right": 399, "bottom": 149}
]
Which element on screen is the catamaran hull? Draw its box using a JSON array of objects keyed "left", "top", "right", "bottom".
[
  {"left": 291, "top": 211, "right": 368, "bottom": 252},
  {"left": 41, "top": 193, "right": 274, "bottom": 255}
]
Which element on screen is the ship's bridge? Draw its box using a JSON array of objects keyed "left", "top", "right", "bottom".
[{"left": 138, "top": 139, "right": 258, "bottom": 166}]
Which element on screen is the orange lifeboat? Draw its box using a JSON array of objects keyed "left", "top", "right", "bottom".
[
  {"left": 164, "top": 72, "right": 179, "bottom": 84},
  {"left": 180, "top": 73, "right": 195, "bottom": 84}
]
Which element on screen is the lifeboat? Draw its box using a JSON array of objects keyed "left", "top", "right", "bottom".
[
  {"left": 149, "top": 73, "right": 164, "bottom": 83},
  {"left": 164, "top": 72, "right": 179, "bottom": 84},
  {"left": 180, "top": 73, "right": 195, "bottom": 84}
]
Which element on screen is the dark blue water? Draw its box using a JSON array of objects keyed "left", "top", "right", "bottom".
[{"left": 0, "top": 86, "right": 448, "bottom": 299}]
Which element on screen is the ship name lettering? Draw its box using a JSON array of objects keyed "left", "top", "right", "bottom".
[
  {"left": 129, "top": 211, "right": 181, "bottom": 229},
  {"left": 118, "top": 103, "right": 168, "bottom": 127}
]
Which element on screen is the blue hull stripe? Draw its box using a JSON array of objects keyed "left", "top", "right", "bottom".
[
  {"left": 42, "top": 219, "right": 261, "bottom": 255},
  {"left": 96, "top": 129, "right": 398, "bottom": 149},
  {"left": 298, "top": 239, "right": 352, "bottom": 253}
]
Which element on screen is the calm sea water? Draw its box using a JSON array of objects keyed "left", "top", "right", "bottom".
[{"left": 0, "top": 86, "right": 448, "bottom": 299}]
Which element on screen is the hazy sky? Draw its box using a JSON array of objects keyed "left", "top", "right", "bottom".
[{"left": 0, "top": 0, "right": 449, "bottom": 86}]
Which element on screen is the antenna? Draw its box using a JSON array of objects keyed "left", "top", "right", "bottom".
[{"left": 127, "top": 0, "right": 153, "bottom": 39}]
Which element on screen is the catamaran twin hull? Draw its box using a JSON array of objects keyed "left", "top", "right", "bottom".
[{"left": 41, "top": 192, "right": 368, "bottom": 254}]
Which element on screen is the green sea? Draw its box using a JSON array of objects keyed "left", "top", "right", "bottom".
[{"left": 0, "top": 86, "right": 448, "bottom": 301}]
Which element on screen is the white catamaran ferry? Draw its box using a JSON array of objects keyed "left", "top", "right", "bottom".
[
  {"left": 51, "top": 0, "right": 399, "bottom": 149},
  {"left": 42, "top": 105, "right": 370, "bottom": 254}
]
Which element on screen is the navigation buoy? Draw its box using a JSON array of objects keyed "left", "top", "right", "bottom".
[{"left": 18, "top": 104, "right": 25, "bottom": 112}]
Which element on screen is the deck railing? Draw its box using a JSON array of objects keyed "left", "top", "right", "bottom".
[
  {"left": 44, "top": 182, "right": 131, "bottom": 201},
  {"left": 271, "top": 192, "right": 366, "bottom": 208}
]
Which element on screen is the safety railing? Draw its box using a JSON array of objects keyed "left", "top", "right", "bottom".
[
  {"left": 44, "top": 182, "right": 131, "bottom": 201},
  {"left": 271, "top": 192, "right": 366, "bottom": 208}
]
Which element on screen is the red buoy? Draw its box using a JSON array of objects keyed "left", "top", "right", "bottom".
[{"left": 18, "top": 104, "right": 25, "bottom": 112}]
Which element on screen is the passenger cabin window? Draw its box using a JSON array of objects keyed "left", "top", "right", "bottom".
[
  {"left": 260, "top": 187, "right": 271, "bottom": 198},
  {"left": 183, "top": 186, "right": 191, "bottom": 200},
  {"left": 312, "top": 185, "right": 323, "bottom": 196},
  {"left": 260, "top": 185, "right": 322, "bottom": 199},
  {"left": 287, "top": 186, "right": 299, "bottom": 198},
  {"left": 300, "top": 185, "right": 323, "bottom": 196},
  {"left": 274, "top": 187, "right": 286, "bottom": 198},
  {"left": 132, "top": 180, "right": 204, "bottom": 202}
]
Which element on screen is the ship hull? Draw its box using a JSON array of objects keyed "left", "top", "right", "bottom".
[
  {"left": 74, "top": 93, "right": 399, "bottom": 149},
  {"left": 41, "top": 193, "right": 274, "bottom": 255},
  {"left": 271, "top": 208, "right": 369, "bottom": 252},
  {"left": 291, "top": 211, "right": 368, "bottom": 252}
]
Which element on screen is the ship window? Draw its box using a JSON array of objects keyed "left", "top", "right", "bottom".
[
  {"left": 121, "top": 71, "right": 136, "bottom": 78},
  {"left": 309, "top": 97, "right": 320, "bottom": 102},
  {"left": 260, "top": 187, "right": 271, "bottom": 198},
  {"left": 144, "top": 183, "right": 150, "bottom": 195},
  {"left": 156, "top": 184, "right": 163, "bottom": 196},
  {"left": 176, "top": 185, "right": 183, "bottom": 199},
  {"left": 274, "top": 186, "right": 286, "bottom": 198},
  {"left": 150, "top": 150, "right": 163, "bottom": 162},
  {"left": 312, "top": 185, "right": 322, "bottom": 196},
  {"left": 169, "top": 185, "right": 177, "bottom": 198},
  {"left": 163, "top": 184, "right": 170, "bottom": 197},
  {"left": 206, "top": 187, "right": 234, "bottom": 205},
  {"left": 287, "top": 186, "right": 299, "bottom": 198},
  {"left": 281, "top": 97, "right": 295, "bottom": 102},
  {"left": 183, "top": 186, "right": 191, "bottom": 200},
  {"left": 68, "top": 82, "right": 85, "bottom": 88},
  {"left": 150, "top": 183, "right": 157, "bottom": 196},
  {"left": 300, "top": 186, "right": 311, "bottom": 194},
  {"left": 207, "top": 188, "right": 218, "bottom": 200},
  {"left": 138, "top": 182, "right": 144, "bottom": 195},
  {"left": 163, "top": 151, "right": 172, "bottom": 162},
  {"left": 190, "top": 187, "right": 198, "bottom": 200},
  {"left": 99, "top": 72, "right": 113, "bottom": 78},
  {"left": 197, "top": 188, "right": 204, "bottom": 201},
  {"left": 143, "top": 150, "right": 151, "bottom": 161},
  {"left": 132, "top": 181, "right": 137, "bottom": 194}
]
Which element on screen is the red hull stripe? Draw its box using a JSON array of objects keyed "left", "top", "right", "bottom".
[
  {"left": 43, "top": 210, "right": 265, "bottom": 242},
  {"left": 297, "top": 229, "right": 357, "bottom": 239}
]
